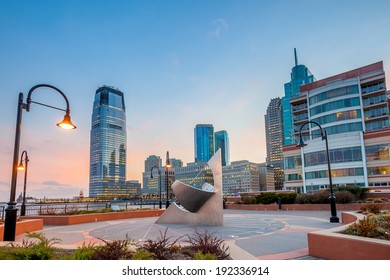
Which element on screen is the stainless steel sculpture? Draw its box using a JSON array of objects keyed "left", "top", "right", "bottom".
[{"left": 156, "top": 149, "right": 223, "bottom": 226}]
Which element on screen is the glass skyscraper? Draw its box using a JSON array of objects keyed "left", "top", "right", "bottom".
[
  {"left": 194, "top": 124, "right": 215, "bottom": 162},
  {"left": 265, "top": 97, "right": 284, "bottom": 189},
  {"left": 215, "top": 130, "right": 230, "bottom": 166},
  {"left": 89, "top": 86, "right": 127, "bottom": 198},
  {"left": 282, "top": 49, "right": 315, "bottom": 145}
]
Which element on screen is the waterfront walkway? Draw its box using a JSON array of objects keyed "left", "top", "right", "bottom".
[{"left": 15, "top": 209, "right": 340, "bottom": 260}]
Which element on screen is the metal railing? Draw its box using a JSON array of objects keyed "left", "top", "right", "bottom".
[{"left": 0, "top": 201, "right": 162, "bottom": 218}]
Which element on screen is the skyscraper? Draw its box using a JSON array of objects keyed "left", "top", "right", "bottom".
[
  {"left": 144, "top": 155, "right": 162, "bottom": 172},
  {"left": 215, "top": 130, "right": 230, "bottom": 166},
  {"left": 282, "top": 48, "right": 315, "bottom": 145},
  {"left": 265, "top": 97, "right": 284, "bottom": 189},
  {"left": 89, "top": 86, "right": 127, "bottom": 198},
  {"left": 194, "top": 124, "right": 215, "bottom": 162}
]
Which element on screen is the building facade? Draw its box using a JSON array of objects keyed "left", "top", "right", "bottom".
[
  {"left": 265, "top": 97, "right": 284, "bottom": 189},
  {"left": 282, "top": 49, "right": 315, "bottom": 146},
  {"left": 215, "top": 130, "right": 230, "bottom": 166},
  {"left": 194, "top": 124, "right": 215, "bottom": 162},
  {"left": 144, "top": 155, "right": 162, "bottom": 173},
  {"left": 222, "top": 161, "right": 275, "bottom": 194},
  {"left": 284, "top": 61, "right": 389, "bottom": 192},
  {"left": 89, "top": 86, "right": 127, "bottom": 198}
]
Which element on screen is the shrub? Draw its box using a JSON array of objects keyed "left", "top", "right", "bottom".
[
  {"left": 71, "top": 243, "right": 96, "bottom": 260},
  {"left": 132, "top": 248, "right": 155, "bottom": 260},
  {"left": 310, "top": 190, "right": 330, "bottom": 204},
  {"left": 295, "top": 193, "right": 311, "bottom": 204},
  {"left": 360, "top": 203, "right": 383, "bottom": 214},
  {"left": 255, "top": 193, "right": 278, "bottom": 204},
  {"left": 9, "top": 232, "right": 61, "bottom": 260},
  {"left": 240, "top": 195, "right": 256, "bottom": 204},
  {"left": 279, "top": 193, "right": 297, "bottom": 204},
  {"left": 335, "top": 186, "right": 369, "bottom": 200},
  {"left": 140, "top": 228, "right": 181, "bottom": 260},
  {"left": 343, "top": 216, "right": 379, "bottom": 238},
  {"left": 92, "top": 239, "right": 133, "bottom": 260},
  {"left": 334, "top": 190, "right": 355, "bottom": 204},
  {"left": 184, "top": 228, "right": 230, "bottom": 260},
  {"left": 194, "top": 250, "right": 218, "bottom": 260}
]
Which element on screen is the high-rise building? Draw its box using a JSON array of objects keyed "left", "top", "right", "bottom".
[
  {"left": 215, "top": 130, "right": 230, "bottom": 166},
  {"left": 194, "top": 124, "right": 215, "bottom": 162},
  {"left": 144, "top": 155, "right": 162, "bottom": 172},
  {"left": 265, "top": 97, "right": 284, "bottom": 189},
  {"left": 282, "top": 49, "right": 315, "bottom": 145},
  {"left": 222, "top": 161, "right": 275, "bottom": 194},
  {"left": 284, "top": 61, "right": 390, "bottom": 193},
  {"left": 169, "top": 158, "right": 183, "bottom": 168},
  {"left": 89, "top": 86, "right": 127, "bottom": 198}
]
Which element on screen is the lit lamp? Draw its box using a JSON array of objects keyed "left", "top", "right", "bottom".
[
  {"left": 165, "top": 151, "right": 172, "bottom": 208},
  {"left": 17, "top": 150, "right": 29, "bottom": 216},
  {"left": 151, "top": 165, "right": 162, "bottom": 209},
  {"left": 297, "top": 120, "right": 339, "bottom": 223},
  {"left": 3, "top": 84, "right": 76, "bottom": 241}
]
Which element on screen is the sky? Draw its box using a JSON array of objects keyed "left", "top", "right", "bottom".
[{"left": 1, "top": 0, "right": 390, "bottom": 202}]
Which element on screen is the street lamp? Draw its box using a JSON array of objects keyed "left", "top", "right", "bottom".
[
  {"left": 151, "top": 165, "right": 162, "bottom": 209},
  {"left": 17, "top": 150, "right": 29, "bottom": 216},
  {"left": 4, "top": 84, "right": 76, "bottom": 241},
  {"left": 165, "top": 151, "right": 172, "bottom": 208},
  {"left": 297, "top": 120, "right": 339, "bottom": 223}
]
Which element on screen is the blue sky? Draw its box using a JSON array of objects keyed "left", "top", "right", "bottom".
[{"left": 1, "top": 0, "right": 390, "bottom": 201}]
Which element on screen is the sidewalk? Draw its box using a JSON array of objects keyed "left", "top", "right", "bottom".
[{"left": 14, "top": 209, "right": 340, "bottom": 260}]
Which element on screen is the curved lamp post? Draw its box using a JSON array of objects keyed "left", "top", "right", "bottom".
[
  {"left": 151, "top": 165, "right": 162, "bottom": 209},
  {"left": 165, "top": 151, "right": 172, "bottom": 209},
  {"left": 4, "top": 84, "right": 76, "bottom": 241},
  {"left": 297, "top": 121, "right": 339, "bottom": 223},
  {"left": 17, "top": 150, "right": 29, "bottom": 216}
]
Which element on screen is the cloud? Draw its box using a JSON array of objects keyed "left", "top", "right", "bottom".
[
  {"left": 42, "top": 180, "right": 73, "bottom": 187},
  {"left": 208, "top": 18, "right": 229, "bottom": 38}
]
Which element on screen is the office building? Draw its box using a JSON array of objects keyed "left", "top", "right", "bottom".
[
  {"left": 215, "top": 130, "right": 230, "bottom": 166},
  {"left": 265, "top": 97, "right": 284, "bottom": 189},
  {"left": 89, "top": 86, "right": 127, "bottom": 198},
  {"left": 175, "top": 162, "right": 213, "bottom": 190},
  {"left": 194, "top": 124, "right": 215, "bottom": 162},
  {"left": 282, "top": 49, "right": 315, "bottom": 145},
  {"left": 284, "top": 61, "right": 390, "bottom": 192},
  {"left": 144, "top": 155, "right": 162, "bottom": 173},
  {"left": 222, "top": 161, "right": 275, "bottom": 194}
]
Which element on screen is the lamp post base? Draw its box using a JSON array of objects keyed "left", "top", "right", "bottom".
[
  {"left": 3, "top": 202, "right": 18, "bottom": 241},
  {"left": 165, "top": 201, "right": 170, "bottom": 209},
  {"left": 330, "top": 216, "right": 340, "bottom": 223},
  {"left": 159, "top": 201, "right": 162, "bottom": 209}
]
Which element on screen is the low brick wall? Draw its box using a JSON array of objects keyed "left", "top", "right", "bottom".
[
  {"left": 308, "top": 212, "right": 390, "bottom": 260},
  {"left": 226, "top": 204, "right": 279, "bottom": 211},
  {"left": 23, "top": 209, "right": 164, "bottom": 226},
  {"left": 226, "top": 203, "right": 390, "bottom": 211},
  {"left": 0, "top": 219, "right": 43, "bottom": 241}
]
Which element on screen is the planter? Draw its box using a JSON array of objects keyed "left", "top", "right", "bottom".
[
  {"left": 23, "top": 209, "right": 164, "bottom": 226},
  {"left": 0, "top": 219, "right": 43, "bottom": 241},
  {"left": 308, "top": 212, "right": 390, "bottom": 260}
]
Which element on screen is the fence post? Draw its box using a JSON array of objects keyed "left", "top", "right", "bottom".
[
  {"left": 64, "top": 204, "right": 67, "bottom": 214},
  {"left": 39, "top": 205, "right": 42, "bottom": 215}
]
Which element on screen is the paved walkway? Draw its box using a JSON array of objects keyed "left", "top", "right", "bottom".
[{"left": 15, "top": 209, "right": 341, "bottom": 260}]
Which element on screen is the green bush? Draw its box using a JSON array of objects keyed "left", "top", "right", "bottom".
[
  {"left": 255, "top": 193, "right": 278, "bottom": 204},
  {"left": 92, "top": 239, "right": 133, "bottom": 260},
  {"left": 295, "top": 193, "right": 311, "bottom": 204},
  {"left": 279, "top": 193, "right": 297, "bottom": 204},
  {"left": 194, "top": 250, "right": 218, "bottom": 260},
  {"left": 240, "top": 195, "right": 256, "bottom": 204},
  {"left": 132, "top": 248, "right": 155, "bottom": 260},
  {"left": 71, "top": 243, "right": 96, "bottom": 260}
]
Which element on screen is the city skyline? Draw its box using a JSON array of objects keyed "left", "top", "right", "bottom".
[{"left": 1, "top": 0, "right": 390, "bottom": 201}]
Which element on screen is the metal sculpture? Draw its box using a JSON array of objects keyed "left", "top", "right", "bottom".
[{"left": 155, "top": 149, "right": 223, "bottom": 226}]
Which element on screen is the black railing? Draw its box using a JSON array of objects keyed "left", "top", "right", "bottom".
[{"left": 0, "top": 201, "right": 161, "bottom": 218}]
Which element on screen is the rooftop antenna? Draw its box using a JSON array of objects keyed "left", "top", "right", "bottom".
[{"left": 294, "top": 48, "right": 298, "bottom": 66}]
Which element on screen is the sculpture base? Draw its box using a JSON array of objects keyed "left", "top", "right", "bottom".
[{"left": 156, "top": 202, "right": 223, "bottom": 226}]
